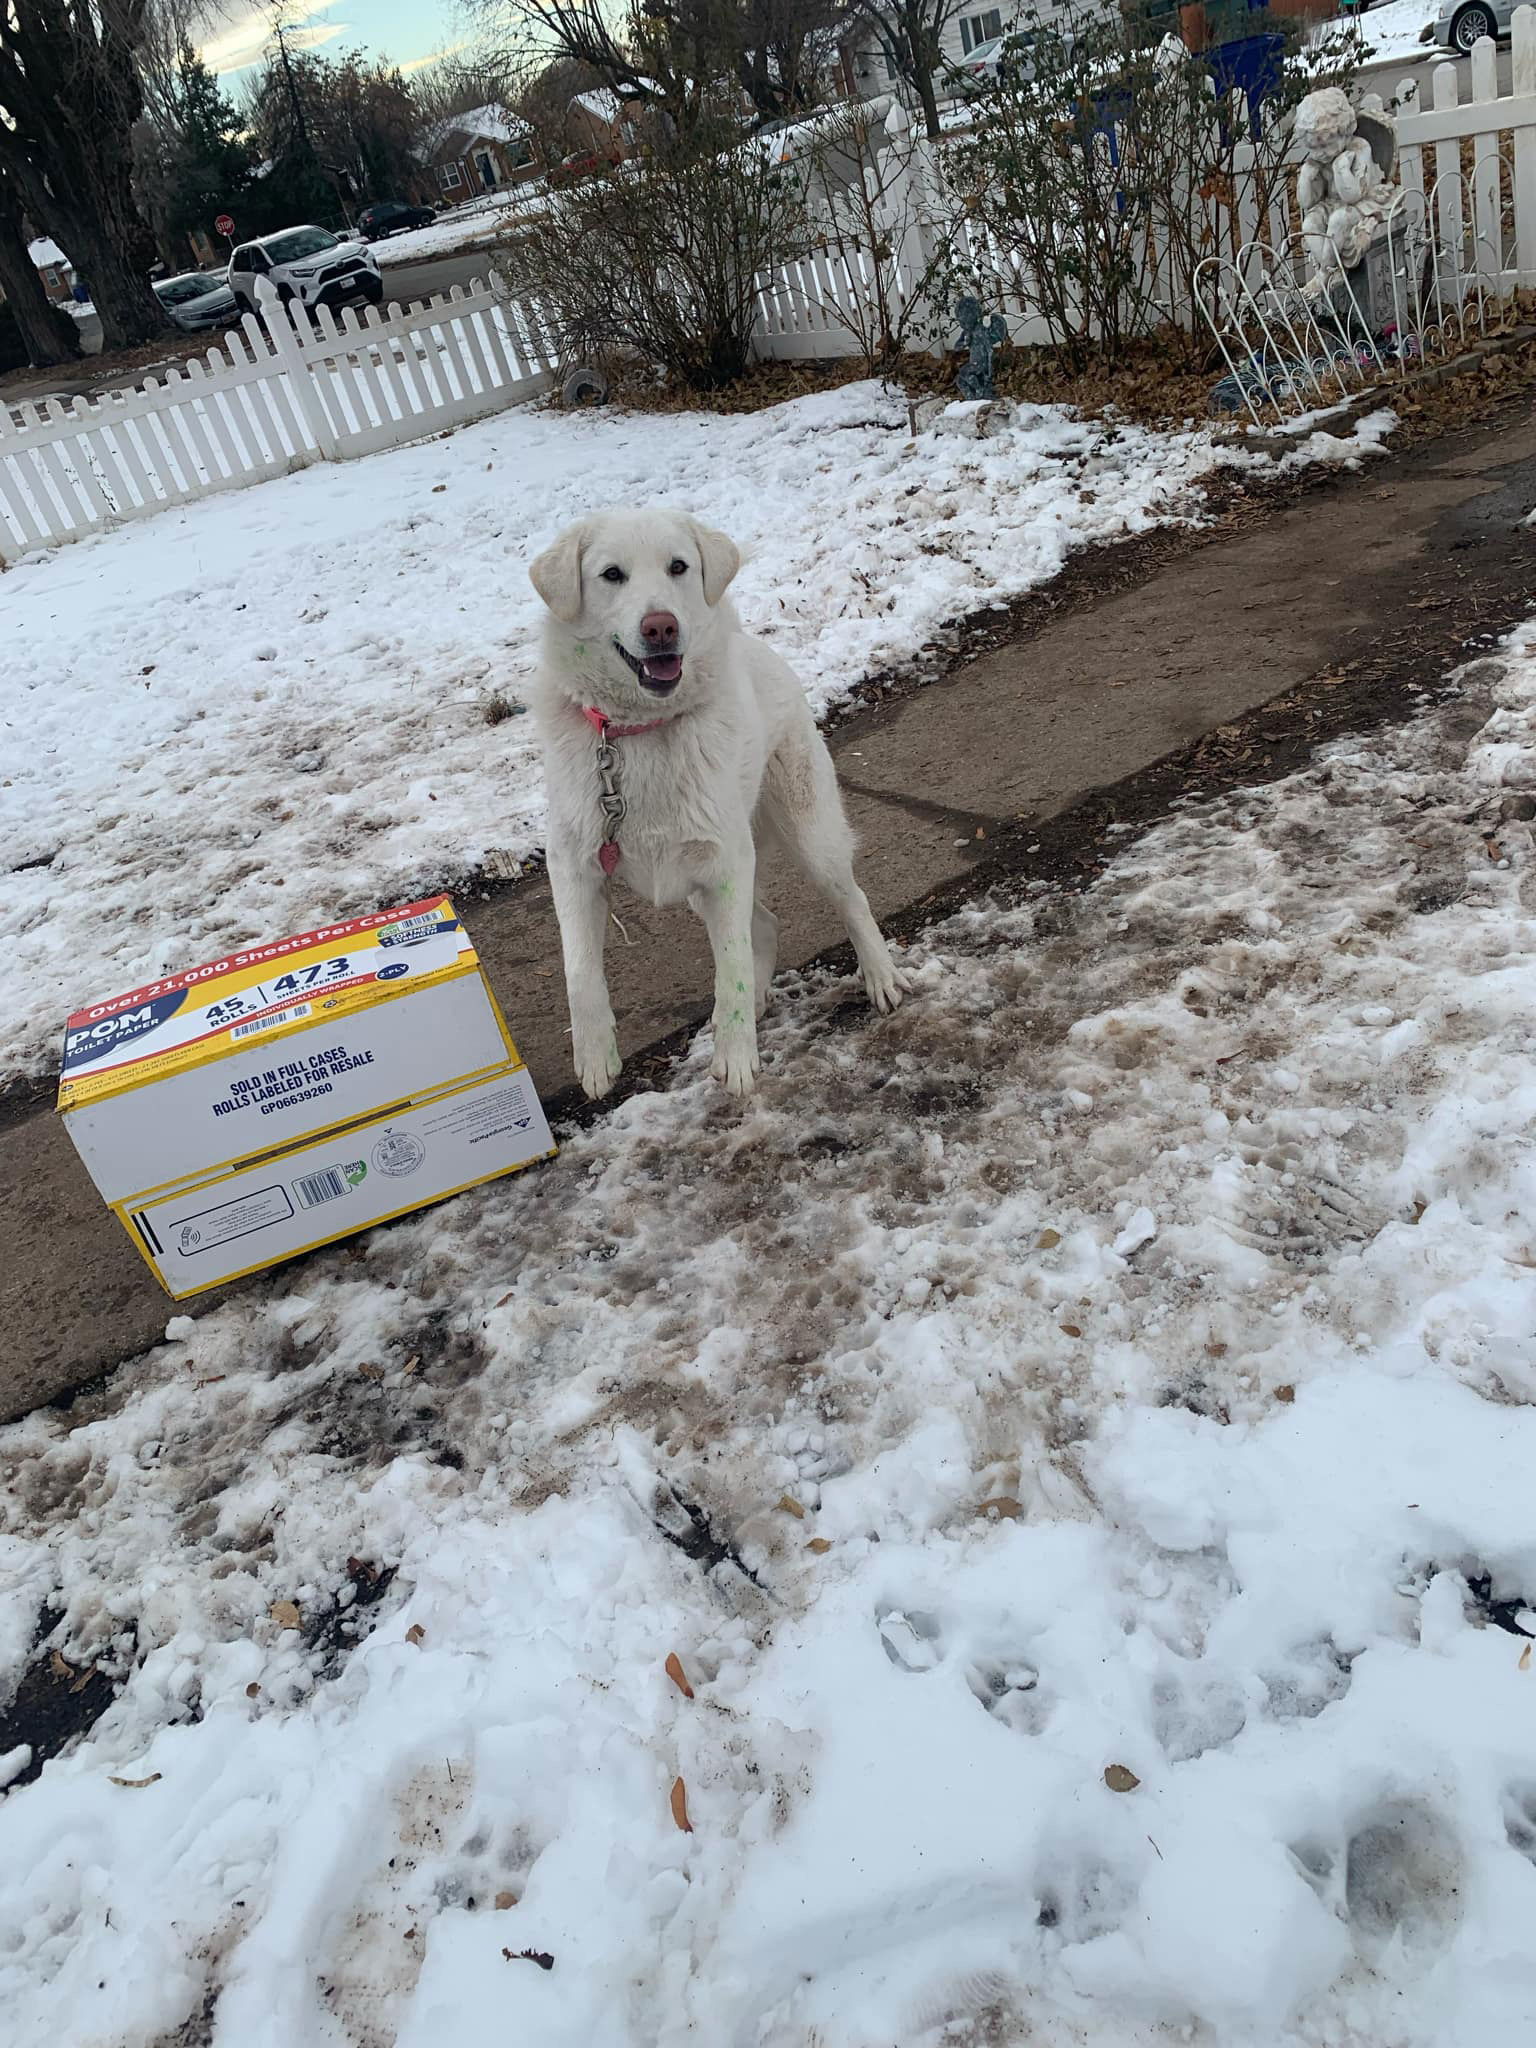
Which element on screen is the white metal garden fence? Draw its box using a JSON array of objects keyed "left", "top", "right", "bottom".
[{"left": 0, "top": 279, "right": 558, "bottom": 562}]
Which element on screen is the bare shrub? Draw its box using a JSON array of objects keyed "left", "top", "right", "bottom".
[
  {"left": 789, "top": 100, "right": 965, "bottom": 372},
  {"left": 940, "top": 5, "right": 1360, "bottom": 369},
  {"left": 496, "top": 119, "right": 812, "bottom": 390}
]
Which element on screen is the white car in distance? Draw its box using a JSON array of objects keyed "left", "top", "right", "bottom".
[{"left": 226, "top": 226, "right": 384, "bottom": 318}]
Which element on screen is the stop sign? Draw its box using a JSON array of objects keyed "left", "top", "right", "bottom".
[{"left": 215, "top": 214, "right": 235, "bottom": 238}]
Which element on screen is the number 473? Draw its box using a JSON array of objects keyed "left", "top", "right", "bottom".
[{"left": 273, "top": 958, "right": 349, "bottom": 996}]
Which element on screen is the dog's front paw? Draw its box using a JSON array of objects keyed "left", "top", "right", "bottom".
[
  {"left": 863, "top": 950, "right": 911, "bottom": 1015},
  {"left": 711, "top": 1027, "right": 761, "bottom": 1098},
  {"left": 574, "top": 1028, "right": 622, "bottom": 1101}
]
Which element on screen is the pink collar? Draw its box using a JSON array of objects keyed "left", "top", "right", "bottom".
[{"left": 582, "top": 705, "right": 668, "bottom": 739}]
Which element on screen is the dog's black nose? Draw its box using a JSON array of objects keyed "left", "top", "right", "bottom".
[{"left": 641, "top": 610, "right": 678, "bottom": 650}]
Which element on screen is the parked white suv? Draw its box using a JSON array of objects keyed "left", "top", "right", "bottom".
[{"left": 226, "top": 226, "right": 383, "bottom": 317}]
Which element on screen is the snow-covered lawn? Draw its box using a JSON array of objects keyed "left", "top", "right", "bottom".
[
  {"left": 0, "top": 381, "right": 1384, "bottom": 1091},
  {"left": 1312, "top": 0, "right": 1441, "bottom": 70},
  {"left": 4, "top": 629, "right": 1536, "bottom": 2046},
  {"left": 372, "top": 188, "right": 538, "bottom": 268}
]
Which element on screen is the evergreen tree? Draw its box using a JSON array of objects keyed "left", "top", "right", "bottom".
[{"left": 166, "top": 42, "right": 252, "bottom": 243}]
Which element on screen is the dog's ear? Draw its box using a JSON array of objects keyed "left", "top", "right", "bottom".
[
  {"left": 529, "top": 522, "right": 588, "bottom": 623},
  {"left": 688, "top": 519, "right": 740, "bottom": 607}
]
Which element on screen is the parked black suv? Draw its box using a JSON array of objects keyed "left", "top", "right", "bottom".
[{"left": 357, "top": 201, "right": 438, "bottom": 240}]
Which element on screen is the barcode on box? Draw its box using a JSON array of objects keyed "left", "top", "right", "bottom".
[
  {"left": 233, "top": 1002, "right": 311, "bottom": 1040},
  {"left": 293, "top": 1166, "right": 348, "bottom": 1209}
]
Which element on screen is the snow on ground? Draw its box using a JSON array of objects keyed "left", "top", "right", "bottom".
[
  {"left": 4, "top": 629, "right": 1536, "bottom": 2047},
  {"left": 1312, "top": 0, "right": 1441, "bottom": 70},
  {"left": 1, "top": 382, "right": 1389, "bottom": 1091},
  {"left": 371, "top": 187, "right": 539, "bottom": 267}
]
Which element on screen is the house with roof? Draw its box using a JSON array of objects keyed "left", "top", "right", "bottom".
[
  {"left": 565, "top": 84, "right": 656, "bottom": 163},
  {"left": 28, "top": 236, "right": 75, "bottom": 304},
  {"left": 413, "top": 104, "right": 542, "bottom": 206},
  {"left": 838, "top": 0, "right": 1088, "bottom": 99}
]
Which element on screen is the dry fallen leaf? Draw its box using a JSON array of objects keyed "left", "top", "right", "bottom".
[
  {"left": 665, "top": 1653, "right": 694, "bottom": 1699},
  {"left": 1036, "top": 1228, "right": 1061, "bottom": 1250},
  {"left": 269, "top": 1600, "right": 302, "bottom": 1631},
  {"left": 402, "top": 1354, "right": 422, "bottom": 1375},
  {"left": 108, "top": 1772, "right": 162, "bottom": 1789},
  {"left": 432, "top": 482, "right": 447, "bottom": 493},
  {"left": 777, "top": 1493, "right": 806, "bottom": 1519},
  {"left": 51, "top": 1649, "right": 97, "bottom": 1694},
  {"left": 1059, "top": 1324, "right": 1082, "bottom": 1339},
  {"left": 978, "top": 1496, "right": 1024, "bottom": 1520},
  {"left": 356, "top": 1362, "right": 385, "bottom": 1381},
  {"left": 670, "top": 1776, "right": 693, "bottom": 1833},
  {"left": 806, "top": 1537, "right": 833, "bottom": 1554},
  {"left": 495, "top": 1293, "right": 515, "bottom": 1309},
  {"left": 1274, "top": 1384, "right": 1296, "bottom": 1404},
  {"left": 1104, "top": 1764, "right": 1141, "bottom": 1794},
  {"left": 1521, "top": 1642, "right": 1532, "bottom": 1672},
  {"left": 405, "top": 1623, "right": 426, "bottom": 1646},
  {"left": 495, "top": 1891, "right": 518, "bottom": 1910}
]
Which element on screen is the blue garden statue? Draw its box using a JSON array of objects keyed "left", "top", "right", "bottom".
[{"left": 955, "top": 297, "right": 1007, "bottom": 401}]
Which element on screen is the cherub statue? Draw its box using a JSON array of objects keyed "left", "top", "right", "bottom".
[
  {"left": 1293, "top": 87, "right": 1399, "bottom": 287},
  {"left": 955, "top": 296, "right": 1008, "bottom": 400}
]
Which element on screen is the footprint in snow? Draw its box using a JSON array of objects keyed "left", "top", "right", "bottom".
[
  {"left": 877, "top": 1611, "right": 1051, "bottom": 1735},
  {"left": 1290, "top": 1800, "right": 1465, "bottom": 1963},
  {"left": 1501, "top": 1782, "right": 1536, "bottom": 1866}
]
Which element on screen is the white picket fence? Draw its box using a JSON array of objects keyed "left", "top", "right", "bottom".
[
  {"left": 0, "top": 279, "right": 559, "bottom": 562},
  {"left": 9, "top": 19, "right": 1536, "bottom": 561},
  {"left": 751, "top": 8, "right": 1536, "bottom": 359}
]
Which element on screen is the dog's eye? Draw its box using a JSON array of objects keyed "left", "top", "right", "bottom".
[
  {"left": 667, "top": 558, "right": 687, "bottom": 577},
  {"left": 600, "top": 565, "right": 626, "bottom": 585}
]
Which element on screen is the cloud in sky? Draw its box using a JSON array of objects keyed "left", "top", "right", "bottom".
[
  {"left": 399, "top": 37, "right": 471, "bottom": 73},
  {"left": 200, "top": 0, "right": 351, "bottom": 78}
]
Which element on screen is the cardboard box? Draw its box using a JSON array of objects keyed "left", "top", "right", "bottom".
[{"left": 59, "top": 895, "right": 555, "bottom": 1297}]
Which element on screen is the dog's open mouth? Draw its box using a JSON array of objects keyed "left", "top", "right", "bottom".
[{"left": 615, "top": 641, "right": 683, "bottom": 694}]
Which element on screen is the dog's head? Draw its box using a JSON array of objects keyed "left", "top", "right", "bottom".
[{"left": 529, "top": 510, "right": 740, "bottom": 712}]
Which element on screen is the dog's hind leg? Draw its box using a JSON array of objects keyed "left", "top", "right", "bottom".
[
  {"left": 761, "top": 726, "right": 908, "bottom": 1015},
  {"left": 752, "top": 898, "right": 778, "bottom": 1018}
]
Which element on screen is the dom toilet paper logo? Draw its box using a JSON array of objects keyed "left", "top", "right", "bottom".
[{"left": 371, "top": 1129, "right": 425, "bottom": 1178}]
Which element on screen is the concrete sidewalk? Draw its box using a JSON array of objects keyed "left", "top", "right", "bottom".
[{"left": 7, "top": 403, "right": 1536, "bottom": 1420}]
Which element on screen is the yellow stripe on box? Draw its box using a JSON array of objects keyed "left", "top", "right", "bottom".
[{"left": 116, "top": 1144, "right": 558, "bottom": 1299}]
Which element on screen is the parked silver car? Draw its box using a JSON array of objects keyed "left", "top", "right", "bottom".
[
  {"left": 154, "top": 271, "right": 240, "bottom": 333},
  {"left": 1434, "top": 0, "right": 1513, "bottom": 54}
]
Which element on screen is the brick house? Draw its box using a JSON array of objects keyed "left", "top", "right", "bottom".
[
  {"left": 29, "top": 236, "right": 75, "bottom": 304},
  {"left": 414, "top": 104, "right": 542, "bottom": 207},
  {"left": 565, "top": 86, "right": 653, "bottom": 162}
]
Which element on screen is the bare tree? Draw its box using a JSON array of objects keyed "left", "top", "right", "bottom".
[
  {"left": 738, "top": 0, "right": 840, "bottom": 120},
  {"left": 0, "top": 171, "right": 82, "bottom": 367},
  {"left": 473, "top": 0, "right": 727, "bottom": 131},
  {"left": 839, "top": 0, "right": 962, "bottom": 138},
  {"left": 409, "top": 48, "right": 522, "bottom": 132},
  {"left": 504, "top": 54, "right": 583, "bottom": 157},
  {"left": 0, "top": 0, "right": 172, "bottom": 347},
  {"left": 469, "top": 0, "right": 836, "bottom": 132}
]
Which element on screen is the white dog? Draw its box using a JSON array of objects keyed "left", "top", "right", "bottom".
[{"left": 528, "top": 509, "right": 906, "bottom": 1099}]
